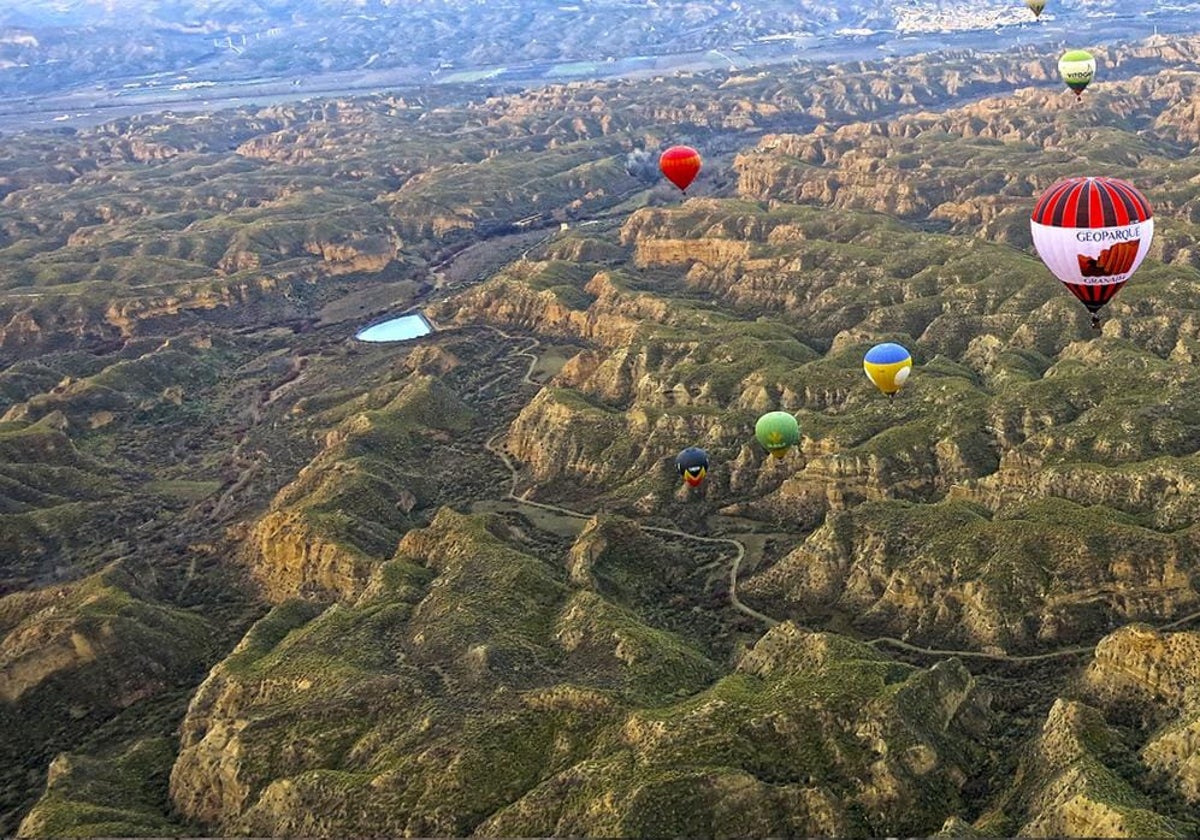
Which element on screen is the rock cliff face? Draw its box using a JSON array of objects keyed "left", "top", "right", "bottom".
[
  {"left": 431, "top": 266, "right": 667, "bottom": 348},
  {"left": 994, "top": 698, "right": 1190, "bottom": 837},
  {"left": 0, "top": 301, "right": 119, "bottom": 365},
  {"left": 169, "top": 600, "right": 326, "bottom": 829},
  {"left": 246, "top": 509, "right": 379, "bottom": 603},
  {"left": 475, "top": 36, "right": 1200, "bottom": 143},
  {"left": 972, "top": 626, "right": 1200, "bottom": 837},
  {"left": 244, "top": 375, "right": 476, "bottom": 603},
  {"left": 482, "top": 623, "right": 991, "bottom": 838},
  {"left": 503, "top": 385, "right": 787, "bottom": 499},
  {"left": 0, "top": 563, "right": 211, "bottom": 708},
  {"left": 1, "top": 562, "right": 215, "bottom": 833},
  {"left": 0, "top": 277, "right": 310, "bottom": 367},
  {"left": 304, "top": 233, "right": 401, "bottom": 275},
  {"left": 443, "top": 179, "right": 1200, "bottom": 561},
  {"left": 616, "top": 198, "right": 1054, "bottom": 352},
  {"left": 16, "top": 738, "right": 183, "bottom": 838},
  {"left": 1082, "top": 626, "right": 1200, "bottom": 804}
]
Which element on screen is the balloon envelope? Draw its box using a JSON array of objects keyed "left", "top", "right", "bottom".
[
  {"left": 659, "top": 145, "right": 702, "bottom": 192},
  {"left": 675, "top": 446, "right": 710, "bottom": 487},
  {"left": 1059, "top": 49, "right": 1095, "bottom": 98},
  {"left": 864, "top": 343, "right": 913, "bottom": 395},
  {"left": 755, "top": 411, "right": 799, "bottom": 459},
  {"left": 1030, "top": 176, "right": 1153, "bottom": 315},
  {"left": 1025, "top": 0, "right": 1046, "bottom": 16}
]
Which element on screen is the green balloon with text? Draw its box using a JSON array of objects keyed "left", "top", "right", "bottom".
[{"left": 1058, "top": 49, "right": 1095, "bottom": 100}]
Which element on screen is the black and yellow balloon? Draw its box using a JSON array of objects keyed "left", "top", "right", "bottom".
[
  {"left": 675, "top": 446, "right": 709, "bottom": 487},
  {"left": 755, "top": 411, "right": 800, "bottom": 459}
]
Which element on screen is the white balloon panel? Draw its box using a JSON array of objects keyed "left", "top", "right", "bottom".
[{"left": 1030, "top": 217, "right": 1154, "bottom": 286}]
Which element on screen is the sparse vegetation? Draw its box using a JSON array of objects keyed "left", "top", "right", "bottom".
[{"left": 3, "top": 29, "right": 1200, "bottom": 840}]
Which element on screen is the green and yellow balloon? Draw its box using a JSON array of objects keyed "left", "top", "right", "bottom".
[
  {"left": 755, "top": 411, "right": 799, "bottom": 459},
  {"left": 1025, "top": 0, "right": 1046, "bottom": 18},
  {"left": 863, "top": 343, "right": 913, "bottom": 400},
  {"left": 1059, "top": 49, "right": 1095, "bottom": 101}
]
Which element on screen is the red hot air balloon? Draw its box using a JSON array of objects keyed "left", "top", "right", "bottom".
[
  {"left": 659, "top": 145, "right": 702, "bottom": 194},
  {"left": 1030, "top": 176, "right": 1154, "bottom": 330}
]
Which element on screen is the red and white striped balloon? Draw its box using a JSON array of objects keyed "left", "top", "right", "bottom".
[{"left": 1030, "top": 176, "right": 1153, "bottom": 322}]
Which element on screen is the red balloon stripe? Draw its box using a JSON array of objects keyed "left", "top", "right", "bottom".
[{"left": 1031, "top": 176, "right": 1153, "bottom": 228}]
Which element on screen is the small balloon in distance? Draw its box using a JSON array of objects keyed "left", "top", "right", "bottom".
[
  {"left": 863, "top": 343, "right": 913, "bottom": 397},
  {"left": 1058, "top": 49, "right": 1096, "bottom": 100},
  {"left": 755, "top": 411, "right": 799, "bottom": 459},
  {"left": 675, "top": 446, "right": 710, "bottom": 487},
  {"left": 659, "top": 145, "right": 702, "bottom": 193}
]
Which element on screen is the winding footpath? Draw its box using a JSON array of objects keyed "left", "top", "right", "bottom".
[
  {"left": 475, "top": 326, "right": 1200, "bottom": 661},
  {"left": 866, "top": 637, "right": 1096, "bottom": 662}
]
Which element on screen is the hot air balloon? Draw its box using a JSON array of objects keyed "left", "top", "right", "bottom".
[
  {"left": 675, "top": 447, "right": 709, "bottom": 487},
  {"left": 1025, "top": 0, "right": 1046, "bottom": 17},
  {"left": 755, "top": 411, "right": 799, "bottom": 459},
  {"left": 1030, "top": 176, "right": 1153, "bottom": 329},
  {"left": 1058, "top": 49, "right": 1095, "bottom": 100},
  {"left": 659, "top": 145, "right": 702, "bottom": 194},
  {"left": 864, "top": 343, "right": 913, "bottom": 400}
]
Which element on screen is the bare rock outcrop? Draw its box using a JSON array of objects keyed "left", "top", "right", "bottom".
[
  {"left": 1003, "top": 699, "right": 1184, "bottom": 837},
  {"left": 1083, "top": 626, "right": 1200, "bottom": 804}
]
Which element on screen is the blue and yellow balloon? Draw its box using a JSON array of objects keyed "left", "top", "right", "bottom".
[{"left": 863, "top": 343, "right": 912, "bottom": 400}]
